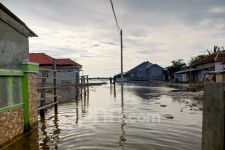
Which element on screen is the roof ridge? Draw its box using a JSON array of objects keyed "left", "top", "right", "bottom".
[{"left": 0, "top": 2, "right": 37, "bottom": 37}]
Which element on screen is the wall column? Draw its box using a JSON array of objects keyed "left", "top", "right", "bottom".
[
  {"left": 202, "top": 83, "right": 225, "bottom": 150},
  {"left": 22, "top": 61, "right": 39, "bottom": 132}
]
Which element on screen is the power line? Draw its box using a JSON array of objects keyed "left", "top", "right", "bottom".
[
  {"left": 109, "top": 0, "right": 124, "bottom": 84},
  {"left": 110, "top": 0, "right": 120, "bottom": 33}
]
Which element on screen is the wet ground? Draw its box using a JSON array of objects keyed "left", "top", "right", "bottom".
[{"left": 4, "top": 82, "right": 202, "bottom": 150}]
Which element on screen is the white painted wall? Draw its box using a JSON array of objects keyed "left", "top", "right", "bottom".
[{"left": 215, "top": 62, "right": 224, "bottom": 71}]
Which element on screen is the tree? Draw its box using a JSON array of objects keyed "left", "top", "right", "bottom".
[
  {"left": 166, "top": 59, "right": 187, "bottom": 79},
  {"left": 188, "top": 54, "right": 206, "bottom": 66},
  {"left": 207, "top": 45, "right": 224, "bottom": 55}
]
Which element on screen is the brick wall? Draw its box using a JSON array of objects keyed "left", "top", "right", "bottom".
[{"left": 28, "top": 73, "right": 38, "bottom": 128}]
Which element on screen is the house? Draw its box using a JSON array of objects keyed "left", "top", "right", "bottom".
[
  {"left": 126, "top": 61, "right": 167, "bottom": 81},
  {"left": 29, "top": 53, "right": 82, "bottom": 84},
  {"left": 29, "top": 53, "right": 82, "bottom": 100},
  {"left": 175, "top": 51, "right": 225, "bottom": 83},
  {"left": 0, "top": 2, "right": 38, "bottom": 146},
  {"left": 204, "top": 70, "right": 225, "bottom": 83}
]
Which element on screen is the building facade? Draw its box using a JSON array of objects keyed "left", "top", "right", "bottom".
[
  {"left": 0, "top": 3, "right": 38, "bottom": 147},
  {"left": 175, "top": 52, "right": 225, "bottom": 83},
  {"left": 127, "top": 61, "right": 167, "bottom": 81},
  {"left": 29, "top": 53, "right": 82, "bottom": 100}
]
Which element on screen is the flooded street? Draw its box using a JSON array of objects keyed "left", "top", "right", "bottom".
[{"left": 4, "top": 83, "right": 202, "bottom": 150}]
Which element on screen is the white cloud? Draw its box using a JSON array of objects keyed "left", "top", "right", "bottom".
[{"left": 1, "top": 0, "right": 225, "bottom": 77}]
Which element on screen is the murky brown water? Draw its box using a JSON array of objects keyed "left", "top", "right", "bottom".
[{"left": 4, "top": 83, "right": 202, "bottom": 150}]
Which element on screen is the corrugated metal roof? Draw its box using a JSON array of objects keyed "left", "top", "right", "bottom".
[
  {"left": 207, "top": 70, "right": 225, "bottom": 74},
  {"left": 127, "top": 61, "right": 153, "bottom": 73},
  {"left": 175, "top": 68, "right": 199, "bottom": 74}
]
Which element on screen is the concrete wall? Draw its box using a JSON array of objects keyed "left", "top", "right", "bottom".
[
  {"left": 215, "top": 62, "right": 224, "bottom": 71},
  {"left": 202, "top": 83, "right": 224, "bottom": 150},
  {"left": 0, "top": 76, "right": 22, "bottom": 108},
  {"left": 37, "top": 65, "right": 80, "bottom": 101},
  {"left": 175, "top": 73, "right": 189, "bottom": 83},
  {"left": 0, "top": 20, "right": 29, "bottom": 69},
  {"left": 0, "top": 65, "right": 39, "bottom": 147}
]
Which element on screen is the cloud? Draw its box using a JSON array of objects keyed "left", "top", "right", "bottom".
[{"left": 1, "top": 0, "right": 225, "bottom": 77}]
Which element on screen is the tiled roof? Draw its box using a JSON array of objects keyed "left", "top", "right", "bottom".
[
  {"left": 56, "top": 59, "right": 82, "bottom": 68},
  {"left": 29, "top": 53, "right": 53, "bottom": 65},
  {"left": 29, "top": 53, "right": 82, "bottom": 69},
  {"left": 194, "top": 52, "right": 225, "bottom": 66}
]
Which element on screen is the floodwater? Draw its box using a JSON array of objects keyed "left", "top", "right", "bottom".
[{"left": 4, "top": 82, "right": 202, "bottom": 150}]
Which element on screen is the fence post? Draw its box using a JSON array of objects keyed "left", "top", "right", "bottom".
[
  {"left": 53, "top": 59, "right": 57, "bottom": 113},
  {"left": 86, "top": 75, "right": 89, "bottom": 94},
  {"left": 40, "top": 71, "right": 46, "bottom": 117},
  {"left": 202, "top": 82, "right": 225, "bottom": 150},
  {"left": 75, "top": 74, "right": 79, "bottom": 99},
  {"left": 81, "top": 76, "right": 83, "bottom": 96}
]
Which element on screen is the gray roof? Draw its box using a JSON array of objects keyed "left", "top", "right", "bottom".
[
  {"left": 127, "top": 61, "right": 153, "bottom": 73},
  {"left": 175, "top": 68, "right": 199, "bottom": 74},
  {"left": 207, "top": 70, "right": 225, "bottom": 74},
  {"left": 0, "top": 2, "right": 37, "bottom": 37}
]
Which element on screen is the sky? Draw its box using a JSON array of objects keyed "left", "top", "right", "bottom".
[{"left": 1, "top": 0, "right": 225, "bottom": 77}]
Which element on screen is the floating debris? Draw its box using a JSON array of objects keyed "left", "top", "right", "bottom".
[
  {"left": 160, "top": 104, "right": 167, "bottom": 107},
  {"left": 192, "top": 103, "right": 197, "bottom": 106},
  {"left": 163, "top": 114, "right": 174, "bottom": 119}
]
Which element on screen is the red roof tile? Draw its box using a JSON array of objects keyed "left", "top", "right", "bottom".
[
  {"left": 56, "top": 59, "right": 82, "bottom": 68},
  {"left": 28, "top": 53, "right": 82, "bottom": 69},
  {"left": 29, "top": 53, "right": 53, "bottom": 65}
]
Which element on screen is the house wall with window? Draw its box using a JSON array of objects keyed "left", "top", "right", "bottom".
[{"left": 0, "top": 2, "right": 38, "bottom": 147}]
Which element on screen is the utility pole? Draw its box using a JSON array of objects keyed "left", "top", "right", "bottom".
[{"left": 120, "top": 29, "right": 123, "bottom": 84}]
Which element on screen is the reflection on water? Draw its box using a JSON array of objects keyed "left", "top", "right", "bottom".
[
  {"left": 4, "top": 83, "right": 202, "bottom": 150},
  {"left": 119, "top": 84, "right": 126, "bottom": 148},
  {"left": 39, "top": 114, "right": 60, "bottom": 149}
]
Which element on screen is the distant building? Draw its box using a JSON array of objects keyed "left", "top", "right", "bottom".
[
  {"left": 29, "top": 53, "right": 82, "bottom": 100},
  {"left": 126, "top": 61, "right": 167, "bottom": 81},
  {"left": 204, "top": 70, "right": 225, "bottom": 83},
  {"left": 29, "top": 53, "right": 82, "bottom": 84},
  {"left": 175, "top": 51, "right": 225, "bottom": 83}
]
